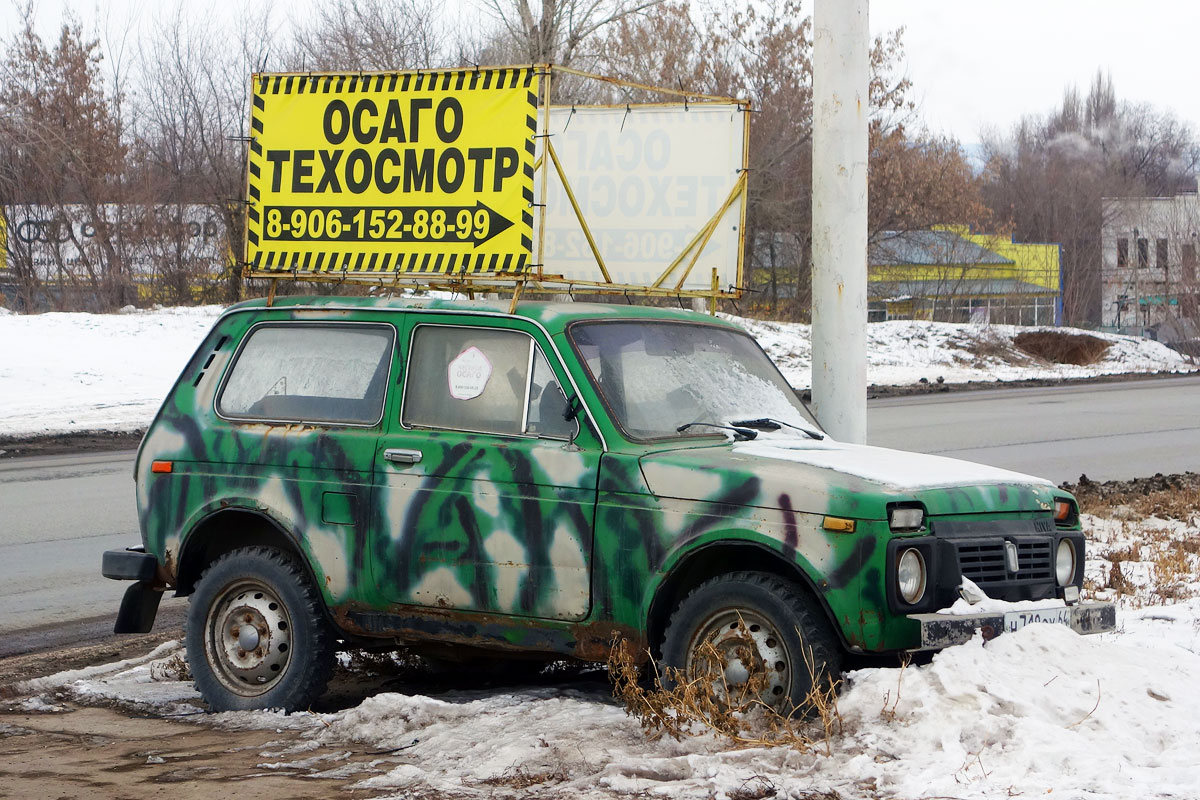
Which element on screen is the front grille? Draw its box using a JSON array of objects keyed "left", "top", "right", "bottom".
[
  {"left": 956, "top": 539, "right": 1054, "bottom": 589},
  {"left": 1017, "top": 541, "right": 1054, "bottom": 579},
  {"left": 957, "top": 541, "right": 1006, "bottom": 584}
]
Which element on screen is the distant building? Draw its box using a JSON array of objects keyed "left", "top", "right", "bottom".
[
  {"left": 1100, "top": 193, "right": 1200, "bottom": 342},
  {"left": 867, "top": 226, "right": 1062, "bottom": 325},
  {"left": 748, "top": 227, "right": 1062, "bottom": 324}
]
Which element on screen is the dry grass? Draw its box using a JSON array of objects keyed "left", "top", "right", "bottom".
[
  {"left": 149, "top": 652, "right": 190, "bottom": 683},
  {"left": 954, "top": 331, "right": 1034, "bottom": 366},
  {"left": 878, "top": 654, "right": 910, "bottom": 724},
  {"left": 1153, "top": 539, "right": 1200, "bottom": 600},
  {"left": 607, "top": 624, "right": 841, "bottom": 755},
  {"left": 727, "top": 776, "right": 778, "bottom": 800},
  {"left": 1013, "top": 330, "right": 1112, "bottom": 365},
  {"left": 478, "top": 764, "right": 571, "bottom": 789},
  {"left": 1072, "top": 475, "right": 1200, "bottom": 606}
]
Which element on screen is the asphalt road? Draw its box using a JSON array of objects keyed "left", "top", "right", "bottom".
[
  {"left": 1, "top": 374, "right": 1196, "bottom": 653},
  {"left": 867, "top": 374, "right": 1200, "bottom": 484},
  {"left": 0, "top": 450, "right": 185, "bottom": 656}
]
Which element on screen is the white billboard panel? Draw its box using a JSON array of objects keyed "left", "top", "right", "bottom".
[
  {"left": 2, "top": 204, "right": 227, "bottom": 281},
  {"left": 536, "top": 104, "right": 745, "bottom": 291}
]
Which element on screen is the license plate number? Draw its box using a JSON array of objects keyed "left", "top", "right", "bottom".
[{"left": 1003, "top": 607, "right": 1072, "bottom": 633}]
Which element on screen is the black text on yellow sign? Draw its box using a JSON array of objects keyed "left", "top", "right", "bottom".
[
  {"left": 264, "top": 99, "right": 521, "bottom": 196},
  {"left": 264, "top": 203, "right": 512, "bottom": 246},
  {"left": 246, "top": 68, "right": 538, "bottom": 276}
]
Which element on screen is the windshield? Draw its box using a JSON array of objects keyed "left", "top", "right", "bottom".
[{"left": 569, "top": 320, "right": 820, "bottom": 440}]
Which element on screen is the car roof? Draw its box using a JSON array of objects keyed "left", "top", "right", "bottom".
[{"left": 225, "top": 294, "right": 742, "bottom": 336}]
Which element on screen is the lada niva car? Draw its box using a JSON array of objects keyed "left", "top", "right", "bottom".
[{"left": 103, "top": 296, "right": 1114, "bottom": 711}]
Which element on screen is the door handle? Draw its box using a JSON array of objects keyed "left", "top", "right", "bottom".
[{"left": 384, "top": 448, "right": 423, "bottom": 465}]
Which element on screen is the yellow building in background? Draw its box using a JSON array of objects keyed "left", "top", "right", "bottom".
[{"left": 868, "top": 225, "right": 1062, "bottom": 325}]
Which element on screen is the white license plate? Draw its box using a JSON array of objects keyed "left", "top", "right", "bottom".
[{"left": 1003, "top": 607, "right": 1072, "bottom": 633}]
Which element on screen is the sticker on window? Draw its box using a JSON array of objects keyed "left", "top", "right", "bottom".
[{"left": 447, "top": 346, "right": 492, "bottom": 400}]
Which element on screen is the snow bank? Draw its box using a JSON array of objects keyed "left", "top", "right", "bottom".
[
  {"left": 737, "top": 316, "right": 1194, "bottom": 389},
  {"left": 0, "top": 305, "right": 1191, "bottom": 438},
  {"left": 0, "top": 305, "right": 223, "bottom": 438}
]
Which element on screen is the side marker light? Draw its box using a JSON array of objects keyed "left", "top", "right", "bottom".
[{"left": 822, "top": 516, "right": 856, "bottom": 533}]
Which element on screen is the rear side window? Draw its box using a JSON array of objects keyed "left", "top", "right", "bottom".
[
  {"left": 218, "top": 323, "right": 394, "bottom": 425},
  {"left": 403, "top": 324, "right": 574, "bottom": 439}
]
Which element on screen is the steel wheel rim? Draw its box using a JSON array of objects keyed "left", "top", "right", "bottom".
[
  {"left": 685, "top": 607, "right": 791, "bottom": 708},
  {"left": 205, "top": 579, "right": 293, "bottom": 698}
]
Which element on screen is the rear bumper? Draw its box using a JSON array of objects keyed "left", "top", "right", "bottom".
[
  {"left": 102, "top": 547, "right": 164, "bottom": 634},
  {"left": 908, "top": 601, "right": 1117, "bottom": 650}
]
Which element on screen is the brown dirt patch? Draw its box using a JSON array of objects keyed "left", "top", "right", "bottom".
[
  {"left": 1013, "top": 331, "right": 1112, "bottom": 365},
  {"left": 1061, "top": 471, "right": 1200, "bottom": 519},
  {"left": 0, "top": 703, "right": 392, "bottom": 799},
  {"left": 0, "top": 430, "right": 143, "bottom": 459},
  {"left": 0, "top": 627, "right": 183, "bottom": 695}
]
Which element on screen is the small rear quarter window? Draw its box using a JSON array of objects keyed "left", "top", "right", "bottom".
[{"left": 218, "top": 323, "right": 394, "bottom": 425}]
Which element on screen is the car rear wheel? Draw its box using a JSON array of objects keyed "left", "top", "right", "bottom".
[
  {"left": 660, "top": 571, "right": 841, "bottom": 715},
  {"left": 186, "top": 546, "right": 334, "bottom": 712}
]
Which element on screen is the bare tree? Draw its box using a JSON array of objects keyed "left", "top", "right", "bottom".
[
  {"left": 982, "top": 70, "right": 1200, "bottom": 326},
  {"left": 133, "top": 3, "right": 277, "bottom": 302},
  {"left": 0, "top": 6, "right": 132, "bottom": 309},
  {"left": 478, "top": 0, "right": 663, "bottom": 66},
  {"left": 285, "top": 0, "right": 446, "bottom": 71}
]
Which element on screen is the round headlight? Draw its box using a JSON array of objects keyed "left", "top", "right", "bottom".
[
  {"left": 897, "top": 548, "right": 927, "bottom": 605},
  {"left": 1056, "top": 539, "right": 1077, "bottom": 587}
]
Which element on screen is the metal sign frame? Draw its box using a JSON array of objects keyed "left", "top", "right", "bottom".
[{"left": 242, "top": 64, "right": 750, "bottom": 310}]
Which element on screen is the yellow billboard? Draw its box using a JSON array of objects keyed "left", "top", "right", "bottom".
[{"left": 246, "top": 68, "right": 538, "bottom": 277}]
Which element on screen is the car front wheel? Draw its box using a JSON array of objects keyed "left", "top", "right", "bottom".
[{"left": 660, "top": 571, "right": 842, "bottom": 715}]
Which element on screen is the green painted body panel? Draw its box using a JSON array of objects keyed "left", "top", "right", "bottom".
[{"left": 134, "top": 297, "right": 1081, "bottom": 660}]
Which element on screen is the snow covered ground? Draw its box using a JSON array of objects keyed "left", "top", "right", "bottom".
[
  {"left": 0, "top": 305, "right": 224, "bottom": 438},
  {"left": 11, "top": 522, "right": 1199, "bottom": 800},
  {"left": 737, "top": 315, "right": 1195, "bottom": 389},
  {"left": 0, "top": 304, "right": 1193, "bottom": 439}
]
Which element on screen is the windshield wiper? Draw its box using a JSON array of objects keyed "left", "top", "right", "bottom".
[
  {"left": 676, "top": 422, "right": 758, "bottom": 441},
  {"left": 731, "top": 417, "right": 824, "bottom": 440}
]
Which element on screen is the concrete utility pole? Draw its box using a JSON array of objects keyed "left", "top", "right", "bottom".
[{"left": 811, "top": 0, "right": 869, "bottom": 444}]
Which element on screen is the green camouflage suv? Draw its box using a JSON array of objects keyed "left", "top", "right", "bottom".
[{"left": 102, "top": 296, "right": 1114, "bottom": 712}]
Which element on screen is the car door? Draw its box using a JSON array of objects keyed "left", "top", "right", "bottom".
[{"left": 369, "top": 317, "right": 600, "bottom": 621}]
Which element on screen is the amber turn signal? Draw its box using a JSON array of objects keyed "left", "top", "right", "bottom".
[
  {"left": 151, "top": 460, "right": 173, "bottom": 473},
  {"left": 1054, "top": 500, "right": 1072, "bottom": 521},
  {"left": 822, "top": 516, "right": 856, "bottom": 533}
]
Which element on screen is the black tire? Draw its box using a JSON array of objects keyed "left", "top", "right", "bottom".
[
  {"left": 186, "top": 546, "right": 334, "bottom": 712},
  {"left": 660, "top": 571, "right": 842, "bottom": 714}
]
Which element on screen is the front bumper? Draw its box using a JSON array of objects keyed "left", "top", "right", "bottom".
[
  {"left": 908, "top": 601, "right": 1116, "bottom": 650},
  {"left": 102, "top": 547, "right": 165, "bottom": 634}
]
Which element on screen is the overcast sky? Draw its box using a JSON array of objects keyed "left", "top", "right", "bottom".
[
  {"left": 870, "top": 0, "right": 1200, "bottom": 142},
  {"left": 5, "top": 0, "right": 1200, "bottom": 145}
]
